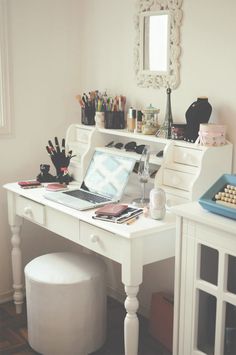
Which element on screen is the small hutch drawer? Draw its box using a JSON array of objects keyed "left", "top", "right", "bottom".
[
  {"left": 173, "top": 146, "right": 202, "bottom": 167},
  {"left": 163, "top": 169, "right": 193, "bottom": 191}
]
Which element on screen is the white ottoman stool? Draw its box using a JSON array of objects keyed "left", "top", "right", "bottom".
[{"left": 25, "top": 252, "right": 107, "bottom": 355}]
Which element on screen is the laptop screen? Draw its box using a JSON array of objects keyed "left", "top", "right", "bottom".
[{"left": 80, "top": 150, "right": 135, "bottom": 199}]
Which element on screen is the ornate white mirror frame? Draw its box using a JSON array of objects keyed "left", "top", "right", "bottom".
[{"left": 134, "top": 0, "right": 183, "bottom": 89}]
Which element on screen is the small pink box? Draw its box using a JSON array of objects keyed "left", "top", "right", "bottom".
[{"left": 198, "top": 123, "right": 226, "bottom": 146}]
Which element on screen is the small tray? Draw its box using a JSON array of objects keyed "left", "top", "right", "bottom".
[{"left": 199, "top": 174, "right": 236, "bottom": 220}]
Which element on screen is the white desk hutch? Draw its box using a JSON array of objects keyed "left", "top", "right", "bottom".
[
  {"left": 4, "top": 125, "right": 233, "bottom": 355},
  {"left": 66, "top": 124, "right": 233, "bottom": 207}
]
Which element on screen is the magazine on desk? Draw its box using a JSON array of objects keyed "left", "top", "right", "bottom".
[{"left": 92, "top": 206, "right": 143, "bottom": 224}]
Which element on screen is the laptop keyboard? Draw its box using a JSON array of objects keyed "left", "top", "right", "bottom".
[{"left": 65, "top": 189, "right": 111, "bottom": 204}]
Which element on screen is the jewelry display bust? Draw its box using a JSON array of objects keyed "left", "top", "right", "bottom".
[{"left": 184, "top": 97, "right": 212, "bottom": 143}]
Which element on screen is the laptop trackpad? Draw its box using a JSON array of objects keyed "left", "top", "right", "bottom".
[{"left": 44, "top": 192, "right": 94, "bottom": 210}]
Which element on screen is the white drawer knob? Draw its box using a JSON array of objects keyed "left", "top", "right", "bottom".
[
  {"left": 90, "top": 234, "right": 99, "bottom": 243},
  {"left": 24, "top": 206, "right": 32, "bottom": 216}
]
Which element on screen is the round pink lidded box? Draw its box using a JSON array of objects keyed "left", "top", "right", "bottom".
[{"left": 198, "top": 123, "right": 226, "bottom": 146}]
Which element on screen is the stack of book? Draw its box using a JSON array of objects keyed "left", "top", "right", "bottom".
[{"left": 92, "top": 204, "right": 143, "bottom": 224}]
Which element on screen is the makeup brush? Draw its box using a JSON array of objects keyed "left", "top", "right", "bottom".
[{"left": 75, "top": 94, "right": 85, "bottom": 108}]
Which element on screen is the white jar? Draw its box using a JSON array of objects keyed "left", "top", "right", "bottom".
[
  {"left": 95, "top": 112, "right": 105, "bottom": 128},
  {"left": 149, "top": 187, "right": 166, "bottom": 220}
]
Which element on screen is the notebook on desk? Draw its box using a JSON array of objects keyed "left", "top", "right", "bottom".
[{"left": 44, "top": 150, "right": 136, "bottom": 210}]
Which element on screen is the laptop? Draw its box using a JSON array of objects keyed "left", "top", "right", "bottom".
[{"left": 44, "top": 150, "right": 136, "bottom": 210}]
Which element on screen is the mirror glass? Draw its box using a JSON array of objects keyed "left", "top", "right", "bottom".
[
  {"left": 134, "top": 0, "right": 183, "bottom": 89},
  {"left": 142, "top": 12, "right": 169, "bottom": 73}
]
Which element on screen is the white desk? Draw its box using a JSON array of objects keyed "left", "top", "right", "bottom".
[{"left": 4, "top": 182, "right": 176, "bottom": 355}]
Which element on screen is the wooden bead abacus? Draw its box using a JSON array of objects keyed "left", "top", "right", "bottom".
[{"left": 215, "top": 184, "right": 236, "bottom": 209}]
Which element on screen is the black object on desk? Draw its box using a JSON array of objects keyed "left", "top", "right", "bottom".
[
  {"left": 156, "top": 150, "right": 163, "bottom": 157},
  {"left": 81, "top": 107, "right": 95, "bottom": 125},
  {"left": 184, "top": 97, "right": 212, "bottom": 143},
  {"left": 45, "top": 137, "right": 74, "bottom": 184},
  {"left": 37, "top": 164, "right": 56, "bottom": 183},
  {"left": 104, "top": 111, "right": 125, "bottom": 129}
]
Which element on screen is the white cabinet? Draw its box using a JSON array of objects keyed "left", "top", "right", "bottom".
[{"left": 172, "top": 202, "right": 236, "bottom": 355}]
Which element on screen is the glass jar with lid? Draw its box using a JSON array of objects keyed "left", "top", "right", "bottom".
[{"left": 142, "top": 104, "right": 160, "bottom": 135}]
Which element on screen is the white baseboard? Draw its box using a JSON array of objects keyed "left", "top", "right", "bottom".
[
  {"left": 0, "top": 290, "right": 13, "bottom": 304},
  {"left": 107, "top": 285, "right": 150, "bottom": 319}
]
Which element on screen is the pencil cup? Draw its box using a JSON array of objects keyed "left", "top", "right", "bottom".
[
  {"left": 81, "top": 107, "right": 95, "bottom": 125},
  {"left": 104, "top": 111, "right": 125, "bottom": 129},
  {"left": 95, "top": 112, "right": 105, "bottom": 128}
]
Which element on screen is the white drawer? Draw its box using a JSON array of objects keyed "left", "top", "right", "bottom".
[
  {"left": 16, "top": 196, "right": 45, "bottom": 225},
  {"left": 80, "top": 221, "right": 124, "bottom": 262},
  {"left": 47, "top": 208, "right": 80, "bottom": 243},
  {"left": 166, "top": 193, "right": 189, "bottom": 207},
  {"left": 163, "top": 169, "right": 194, "bottom": 191},
  {"left": 173, "top": 146, "right": 202, "bottom": 167}
]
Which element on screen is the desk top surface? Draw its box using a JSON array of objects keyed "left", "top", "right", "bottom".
[
  {"left": 173, "top": 201, "right": 236, "bottom": 234},
  {"left": 4, "top": 183, "right": 176, "bottom": 239}
]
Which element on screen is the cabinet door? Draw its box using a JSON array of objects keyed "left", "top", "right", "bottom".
[{"left": 179, "top": 220, "right": 236, "bottom": 355}]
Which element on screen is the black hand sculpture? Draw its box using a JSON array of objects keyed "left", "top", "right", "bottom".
[{"left": 46, "top": 137, "right": 75, "bottom": 184}]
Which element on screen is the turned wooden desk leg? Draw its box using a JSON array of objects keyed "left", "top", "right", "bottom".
[
  {"left": 10, "top": 224, "right": 23, "bottom": 314},
  {"left": 124, "top": 285, "right": 140, "bottom": 355}
]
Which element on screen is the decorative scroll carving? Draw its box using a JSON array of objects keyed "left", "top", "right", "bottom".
[{"left": 134, "top": 0, "right": 183, "bottom": 89}]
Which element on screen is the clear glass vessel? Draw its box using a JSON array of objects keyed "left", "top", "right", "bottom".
[
  {"left": 142, "top": 104, "right": 160, "bottom": 135},
  {"left": 132, "top": 145, "right": 150, "bottom": 207}
]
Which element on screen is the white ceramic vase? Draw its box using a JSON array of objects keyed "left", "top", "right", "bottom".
[{"left": 95, "top": 112, "right": 105, "bottom": 128}]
